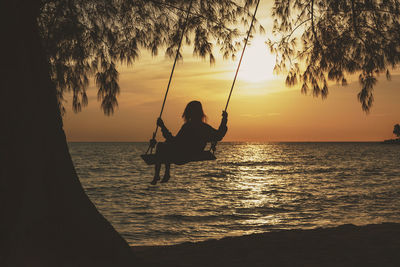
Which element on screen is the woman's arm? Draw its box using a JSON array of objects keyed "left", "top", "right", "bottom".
[
  {"left": 216, "top": 111, "right": 228, "bottom": 141},
  {"left": 157, "top": 118, "right": 174, "bottom": 142},
  {"left": 207, "top": 111, "right": 228, "bottom": 142}
]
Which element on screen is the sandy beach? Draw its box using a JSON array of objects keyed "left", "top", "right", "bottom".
[{"left": 133, "top": 223, "right": 400, "bottom": 267}]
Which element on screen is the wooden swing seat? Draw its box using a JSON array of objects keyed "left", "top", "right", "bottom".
[{"left": 141, "top": 150, "right": 216, "bottom": 165}]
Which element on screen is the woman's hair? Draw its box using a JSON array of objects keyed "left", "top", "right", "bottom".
[{"left": 182, "top": 100, "right": 207, "bottom": 123}]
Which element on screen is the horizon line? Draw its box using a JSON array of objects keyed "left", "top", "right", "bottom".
[{"left": 66, "top": 140, "right": 386, "bottom": 143}]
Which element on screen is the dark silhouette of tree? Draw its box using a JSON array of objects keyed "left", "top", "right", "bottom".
[
  {"left": 394, "top": 124, "right": 400, "bottom": 138},
  {"left": 1, "top": 0, "right": 259, "bottom": 266},
  {"left": 269, "top": 0, "right": 400, "bottom": 112}
]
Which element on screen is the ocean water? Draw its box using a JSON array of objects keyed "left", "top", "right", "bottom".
[{"left": 68, "top": 142, "right": 400, "bottom": 246}]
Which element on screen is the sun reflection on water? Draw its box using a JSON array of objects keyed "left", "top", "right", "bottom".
[{"left": 221, "top": 143, "right": 296, "bottom": 228}]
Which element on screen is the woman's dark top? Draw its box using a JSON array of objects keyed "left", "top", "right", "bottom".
[{"left": 161, "top": 118, "right": 227, "bottom": 154}]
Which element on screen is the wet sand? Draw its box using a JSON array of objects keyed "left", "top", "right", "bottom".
[{"left": 133, "top": 223, "right": 400, "bottom": 267}]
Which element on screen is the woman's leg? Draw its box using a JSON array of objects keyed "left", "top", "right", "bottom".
[
  {"left": 161, "top": 162, "right": 171, "bottom": 183},
  {"left": 151, "top": 142, "right": 165, "bottom": 185},
  {"left": 150, "top": 162, "right": 161, "bottom": 185}
]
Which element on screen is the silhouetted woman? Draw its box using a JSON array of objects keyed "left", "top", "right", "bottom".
[{"left": 151, "top": 100, "right": 228, "bottom": 185}]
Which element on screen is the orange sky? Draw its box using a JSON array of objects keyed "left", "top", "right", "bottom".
[{"left": 63, "top": 2, "right": 400, "bottom": 142}]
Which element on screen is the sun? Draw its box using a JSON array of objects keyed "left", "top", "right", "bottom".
[{"left": 235, "top": 37, "right": 276, "bottom": 83}]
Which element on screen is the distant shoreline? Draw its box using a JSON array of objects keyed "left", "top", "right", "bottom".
[
  {"left": 67, "top": 141, "right": 385, "bottom": 143},
  {"left": 133, "top": 223, "right": 400, "bottom": 267},
  {"left": 382, "top": 138, "right": 400, "bottom": 144}
]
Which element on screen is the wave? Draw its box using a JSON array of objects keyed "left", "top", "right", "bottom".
[
  {"left": 224, "top": 160, "right": 294, "bottom": 167},
  {"left": 234, "top": 206, "right": 294, "bottom": 214},
  {"left": 162, "top": 213, "right": 251, "bottom": 223},
  {"left": 201, "top": 171, "right": 233, "bottom": 178}
]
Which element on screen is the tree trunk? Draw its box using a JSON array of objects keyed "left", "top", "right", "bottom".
[{"left": 0, "top": 1, "right": 135, "bottom": 266}]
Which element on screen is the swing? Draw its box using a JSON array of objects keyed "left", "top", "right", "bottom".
[
  {"left": 141, "top": 0, "right": 261, "bottom": 166},
  {"left": 141, "top": 150, "right": 216, "bottom": 165}
]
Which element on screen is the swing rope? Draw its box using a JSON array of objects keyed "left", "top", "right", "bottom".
[
  {"left": 224, "top": 0, "right": 261, "bottom": 112},
  {"left": 210, "top": 0, "right": 261, "bottom": 153},
  {"left": 146, "top": 0, "right": 194, "bottom": 154}
]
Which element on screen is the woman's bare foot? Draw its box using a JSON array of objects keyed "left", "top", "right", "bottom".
[
  {"left": 150, "top": 176, "right": 160, "bottom": 185},
  {"left": 161, "top": 174, "right": 170, "bottom": 183}
]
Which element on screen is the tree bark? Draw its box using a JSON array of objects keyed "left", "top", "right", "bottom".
[{"left": 0, "top": 1, "right": 135, "bottom": 266}]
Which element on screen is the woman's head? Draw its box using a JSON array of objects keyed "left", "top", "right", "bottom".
[{"left": 182, "top": 101, "right": 206, "bottom": 123}]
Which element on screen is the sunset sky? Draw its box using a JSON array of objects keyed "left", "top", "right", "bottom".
[{"left": 63, "top": 1, "right": 400, "bottom": 142}]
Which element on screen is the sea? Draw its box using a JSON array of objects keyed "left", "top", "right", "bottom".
[{"left": 68, "top": 142, "right": 400, "bottom": 246}]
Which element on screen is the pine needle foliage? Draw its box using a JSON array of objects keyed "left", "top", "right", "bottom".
[
  {"left": 37, "top": 0, "right": 260, "bottom": 115},
  {"left": 269, "top": 0, "right": 400, "bottom": 112}
]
